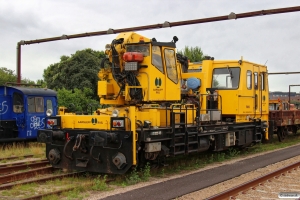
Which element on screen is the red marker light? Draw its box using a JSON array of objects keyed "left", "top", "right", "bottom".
[{"left": 47, "top": 120, "right": 55, "bottom": 125}]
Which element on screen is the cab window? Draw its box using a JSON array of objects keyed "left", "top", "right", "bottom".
[
  {"left": 212, "top": 67, "right": 240, "bottom": 89},
  {"left": 254, "top": 72, "right": 258, "bottom": 90},
  {"left": 164, "top": 49, "right": 178, "bottom": 83},
  {"left": 261, "top": 73, "right": 265, "bottom": 90},
  {"left": 247, "top": 70, "right": 252, "bottom": 89},
  {"left": 126, "top": 44, "right": 149, "bottom": 56},
  {"left": 152, "top": 46, "right": 164, "bottom": 73},
  {"left": 13, "top": 92, "right": 24, "bottom": 113}
]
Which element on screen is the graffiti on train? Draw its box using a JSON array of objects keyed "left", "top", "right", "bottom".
[
  {"left": 0, "top": 101, "right": 8, "bottom": 115},
  {"left": 30, "top": 116, "right": 45, "bottom": 130}
]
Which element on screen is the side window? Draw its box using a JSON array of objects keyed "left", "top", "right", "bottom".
[
  {"left": 47, "top": 99, "right": 53, "bottom": 110},
  {"left": 27, "top": 97, "right": 44, "bottom": 113},
  {"left": 35, "top": 97, "right": 44, "bottom": 113},
  {"left": 151, "top": 46, "right": 164, "bottom": 73},
  {"left": 13, "top": 92, "right": 24, "bottom": 113},
  {"left": 254, "top": 72, "right": 258, "bottom": 90},
  {"left": 164, "top": 49, "right": 178, "bottom": 83},
  {"left": 261, "top": 73, "right": 265, "bottom": 90},
  {"left": 247, "top": 70, "right": 252, "bottom": 89},
  {"left": 28, "top": 97, "right": 35, "bottom": 113}
]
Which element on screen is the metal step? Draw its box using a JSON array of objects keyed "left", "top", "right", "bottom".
[
  {"left": 175, "top": 133, "right": 185, "bottom": 137},
  {"left": 187, "top": 149, "right": 198, "bottom": 153},
  {"left": 187, "top": 132, "right": 198, "bottom": 136},
  {"left": 174, "top": 143, "right": 185, "bottom": 147}
]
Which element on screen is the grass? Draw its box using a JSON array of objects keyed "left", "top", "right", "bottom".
[
  {"left": 126, "top": 167, "right": 141, "bottom": 185},
  {"left": 62, "top": 186, "right": 88, "bottom": 200},
  {"left": 91, "top": 175, "right": 109, "bottom": 191},
  {"left": 1, "top": 183, "right": 38, "bottom": 197},
  {"left": 141, "top": 162, "right": 151, "bottom": 181},
  {"left": 0, "top": 142, "right": 45, "bottom": 162},
  {"left": 0, "top": 176, "right": 94, "bottom": 200}
]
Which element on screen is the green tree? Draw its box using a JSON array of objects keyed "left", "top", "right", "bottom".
[
  {"left": 177, "top": 46, "right": 205, "bottom": 62},
  {"left": 0, "top": 67, "right": 16, "bottom": 85},
  {"left": 0, "top": 67, "right": 36, "bottom": 86},
  {"left": 36, "top": 79, "right": 47, "bottom": 88},
  {"left": 43, "top": 48, "right": 105, "bottom": 99},
  {"left": 57, "top": 88, "right": 100, "bottom": 113}
]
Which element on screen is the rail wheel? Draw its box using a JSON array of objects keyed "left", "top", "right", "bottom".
[{"left": 277, "top": 127, "right": 287, "bottom": 142}]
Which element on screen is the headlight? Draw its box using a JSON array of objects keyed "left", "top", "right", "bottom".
[
  {"left": 124, "top": 62, "right": 138, "bottom": 71},
  {"left": 112, "top": 109, "right": 119, "bottom": 117},
  {"left": 46, "top": 109, "right": 53, "bottom": 117}
]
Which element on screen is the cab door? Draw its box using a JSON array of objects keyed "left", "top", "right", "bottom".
[
  {"left": 260, "top": 71, "right": 268, "bottom": 117},
  {"left": 253, "top": 66, "right": 261, "bottom": 117},
  {"left": 253, "top": 65, "right": 269, "bottom": 119},
  {"left": 238, "top": 69, "right": 254, "bottom": 119},
  {"left": 12, "top": 92, "right": 26, "bottom": 138}
]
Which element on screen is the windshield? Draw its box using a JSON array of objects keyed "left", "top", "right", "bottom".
[
  {"left": 126, "top": 44, "right": 150, "bottom": 56},
  {"left": 212, "top": 67, "right": 240, "bottom": 89}
]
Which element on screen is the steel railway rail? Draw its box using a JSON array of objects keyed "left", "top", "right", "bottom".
[
  {"left": 206, "top": 161, "right": 300, "bottom": 200},
  {"left": 0, "top": 154, "right": 35, "bottom": 161}
]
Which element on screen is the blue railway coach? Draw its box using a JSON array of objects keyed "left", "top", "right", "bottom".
[{"left": 0, "top": 85, "right": 57, "bottom": 143}]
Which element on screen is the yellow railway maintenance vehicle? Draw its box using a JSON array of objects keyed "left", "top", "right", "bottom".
[{"left": 37, "top": 32, "right": 269, "bottom": 174}]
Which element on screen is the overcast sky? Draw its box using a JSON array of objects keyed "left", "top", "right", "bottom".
[{"left": 1, "top": 1, "right": 300, "bottom": 92}]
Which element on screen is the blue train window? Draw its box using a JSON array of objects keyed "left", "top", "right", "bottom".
[
  {"left": 28, "top": 97, "right": 44, "bottom": 113},
  {"left": 36, "top": 97, "right": 44, "bottom": 112},
  {"left": 13, "top": 92, "right": 24, "bottom": 113}
]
